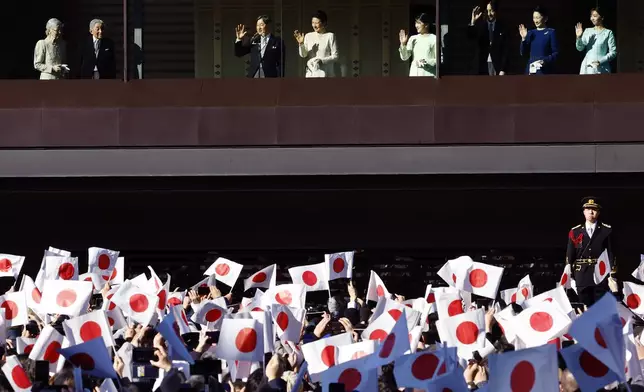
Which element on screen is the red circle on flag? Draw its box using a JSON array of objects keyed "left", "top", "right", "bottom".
[
  {"left": 521, "top": 287, "right": 529, "bottom": 298},
  {"left": 426, "top": 293, "right": 435, "bottom": 303},
  {"left": 98, "top": 254, "right": 111, "bottom": 270},
  {"left": 579, "top": 350, "right": 609, "bottom": 378},
  {"left": 447, "top": 300, "right": 464, "bottom": 316},
  {"left": 129, "top": 294, "right": 149, "bottom": 313},
  {"left": 168, "top": 297, "right": 182, "bottom": 307},
  {"left": 107, "top": 294, "right": 116, "bottom": 311},
  {"left": 621, "top": 317, "right": 627, "bottom": 327},
  {"left": 388, "top": 309, "right": 402, "bottom": 321},
  {"left": 511, "top": 293, "right": 517, "bottom": 303},
  {"left": 206, "top": 308, "right": 222, "bottom": 322},
  {"left": 627, "top": 294, "right": 641, "bottom": 309},
  {"left": 338, "top": 368, "right": 361, "bottom": 392},
  {"left": 11, "top": 365, "right": 32, "bottom": 389},
  {"left": 1, "top": 300, "right": 18, "bottom": 320},
  {"left": 235, "top": 328, "right": 258, "bottom": 353},
  {"left": 376, "top": 285, "right": 385, "bottom": 297},
  {"left": 56, "top": 289, "right": 77, "bottom": 308},
  {"left": 108, "top": 317, "right": 115, "bottom": 327},
  {"left": 510, "top": 361, "right": 535, "bottom": 392},
  {"left": 275, "top": 291, "right": 293, "bottom": 305},
  {"left": 599, "top": 261, "right": 606, "bottom": 276},
  {"left": 369, "top": 329, "right": 388, "bottom": 342},
  {"left": 544, "top": 297, "right": 553, "bottom": 303},
  {"left": 0, "top": 259, "right": 12, "bottom": 272},
  {"left": 252, "top": 307, "right": 263, "bottom": 312},
  {"left": 594, "top": 328, "right": 607, "bottom": 348},
  {"left": 24, "top": 344, "right": 34, "bottom": 355},
  {"left": 352, "top": 351, "right": 367, "bottom": 360},
  {"left": 43, "top": 341, "right": 61, "bottom": 363},
  {"left": 411, "top": 353, "right": 444, "bottom": 380},
  {"left": 452, "top": 274, "right": 457, "bottom": 283},
  {"left": 181, "top": 311, "right": 190, "bottom": 326},
  {"left": 302, "top": 271, "right": 318, "bottom": 286},
  {"left": 379, "top": 333, "right": 396, "bottom": 358},
  {"left": 320, "top": 345, "right": 336, "bottom": 367},
  {"left": 252, "top": 272, "right": 267, "bottom": 283},
  {"left": 455, "top": 321, "right": 478, "bottom": 345},
  {"left": 560, "top": 273, "right": 568, "bottom": 285},
  {"left": 32, "top": 288, "right": 42, "bottom": 304},
  {"left": 58, "top": 263, "right": 75, "bottom": 280},
  {"left": 276, "top": 311, "right": 289, "bottom": 331},
  {"left": 102, "top": 268, "right": 118, "bottom": 282},
  {"left": 157, "top": 290, "right": 167, "bottom": 310},
  {"left": 215, "top": 263, "right": 230, "bottom": 276},
  {"left": 333, "top": 258, "right": 345, "bottom": 274},
  {"left": 469, "top": 269, "right": 488, "bottom": 288},
  {"left": 80, "top": 321, "right": 102, "bottom": 342},
  {"left": 529, "top": 311, "right": 553, "bottom": 332},
  {"left": 70, "top": 353, "right": 95, "bottom": 370}
]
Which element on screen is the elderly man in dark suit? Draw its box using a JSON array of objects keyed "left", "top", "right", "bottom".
[
  {"left": 467, "top": 1, "right": 510, "bottom": 75},
  {"left": 78, "top": 19, "right": 116, "bottom": 79},
  {"left": 234, "top": 15, "right": 285, "bottom": 78}
]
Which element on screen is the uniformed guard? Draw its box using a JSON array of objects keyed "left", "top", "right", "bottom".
[{"left": 565, "top": 197, "right": 615, "bottom": 306}]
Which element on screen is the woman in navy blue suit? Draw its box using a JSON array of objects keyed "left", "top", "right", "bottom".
[{"left": 519, "top": 6, "right": 558, "bottom": 75}]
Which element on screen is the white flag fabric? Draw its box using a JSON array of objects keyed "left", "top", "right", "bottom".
[
  {"left": 436, "top": 308, "right": 486, "bottom": 359},
  {"left": 624, "top": 320, "right": 643, "bottom": 382},
  {"left": 301, "top": 332, "right": 353, "bottom": 376},
  {"left": 271, "top": 305, "right": 305, "bottom": 342},
  {"left": 28, "top": 325, "right": 64, "bottom": 374},
  {"left": 2, "top": 355, "right": 32, "bottom": 391},
  {"left": 489, "top": 344, "right": 558, "bottom": 392},
  {"left": 325, "top": 251, "right": 354, "bottom": 280},
  {"left": 437, "top": 256, "right": 473, "bottom": 288},
  {"left": 559, "top": 264, "right": 573, "bottom": 289},
  {"left": 461, "top": 262, "right": 504, "bottom": 299},
  {"left": 192, "top": 300, "right": 227, "bottom": 330},
  {"left": 167, "top": 291, "right": 185, "bottom": 308},
  {"left": 515, "top": 274, "right": 533, "bottom": 304},
  {"left": 435, "top": 291, "right": 464, "bottom": 320},
  {"left": 361, "top": 312, "right": 396, "bottom": 342},
  {"left": 244, "top": 264, "right": 277, "bottom": 291},
  {"left": 393, "top": 348, "right": 448, "bottom": 388},
  {"left": 250, "top": 310, "right": 275, "bottom": 354},
  {"left": 106, "top": 307, "right": 127, "bottom": 331},
  {"left": 366, "top": 271, "right": 390, "bottom": 302},
  {"left": 264, "top": 284, "right": 306, "bottom": 309},
  {"left": 102, "top": 256, "right": 124, "bottom": 284},
  {"left": 510, "top": 301, "right": 571, "bottom": 348},
  {"left": 368, "top": 310, "right": 410, "bottom": 368},
  {"left": 110, "top": 280, "right": 158, "bottom": 326},
  {"left": 41, "top": 280, "right": 92, "bottom": 317},
  {"left": 494, "top": 305, "right": 518, "bottom": 344},
  {"left": 522, "top": 286, "right": 573, "bottom": 316},
  {"left": 623, "top": 281, "right": 644, "bottom": 316},
  {"left": 632, "top": 255, "right": 644, "bottom": 281},
  {"left": 45, "top": 256, "right": 79, "bottom": 281},
  {"left": 337, "top": 340, "right": 378, "bottom": 364},
  {"left": 500, "top": 288, "right": 518, "bottom": 305},
  {"left": 594, "top": 249, "right": 611, "bottom": 284},
  {"left": 319, "top": 358, "right": 377, "bottom": 392},
  {"left": 288, "top": 263, "right": 329, "bottom": 292},
  {"left": 16, "top": 337, "right": 37, "bottom": 355},
  {"left": 204, "top": 257, "right": 243, "bottom": 288},
  {"left": 19, "top": 275, "right": 42, "bottom": 313},
  {"left": 100, "top": 379, "right": 118, "bottom": 392},
  {"left": 215, "top": 318, "right": 264, "bottom": 362},
  {"left": 78, "top": 273, "right": 102, "bottom": 293},
  {"left": 58, "top": 337, "right": 118, "bottom": 379},
  {"left": 0, "top": 254, "right": 25, "bottom": 279},
  {"left": 87, "top": 247, "right": 119, "bottom": 278},
  {"left": 560, "top": 343, "right": 621, "bottom": 392},
  {"left": 0, "top": 291, "right": 28, "bottom": 327},
  {"left": 425, "top": 365, "right": 470, "bottom": 392},
  {"left": 63, "top": 310, "right": 115, "bottom": 348}
]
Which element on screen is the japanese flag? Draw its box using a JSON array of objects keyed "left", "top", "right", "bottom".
[
  {"left": 106, "top": 307, "right": 127, "bottom": 331},
  {"left": 366, "top": 270, "right": 390, "bottom": 302},
  {"left": 301, "top": 332, "right": 353, "bottom": 376},
  {"left": 633, "top": 255, "right": 644, "bottom": 281},
  {"left": 63, "top": 310, "right": 115, "bottom": 348},
  {"left": 264, "top": 284, "right": 306, "bottom": 309},
  {"left": 244, "top": 264, "right": 276, "bottom": 291},
  {"left": 489, "top": 344, "right": 558, "bottom": 392},
  {"left": 250, "top": 310, "right": 275, "bottom": 354},
  {"left": 319, "top": 358, "right": 377, "bottom": 392},
  {"left": 424, "top": 285, "right": 436, "bottom": 310},
  {"left": 494, "top": 305, "right": 518, "bottom": 345},
  {"left": 522, "top": 286, "right": 573, "bottom": 316},
  {"left": 560, "top": 343, "right": 621, "bottom": 392},
  {"left": 204, "top": 257, "right": 243, "bottom": 288},
  {"left": 368, "top": 311, "right": 410, "bottom": 368},
  {"left": 153, "top": 271, "right": 170, "bottom": 312},
  {"left": 617, "top": 303, "right": 636, "bottom": 333},
  {"left": 19, "top": 275, "right": 43, "bottom": 313},
  {"left": 393, "top": 348, "right": 448, "bottom": 388},
  {"left": 362, "top": 312, "right": 396, "bottom": 342},
  {"left": 29, "top": 325, "right": 64, "bottom": 374},
  {"left": 167, "top": 291, "right": 185, "bottom": 308},
  {"left": 325, "top": 251, "right": 354, "bottom": 280},
  {"left": 2, "top": 355, "right": 32, "bottom": 391},
  {"left": 58, "top": 337, "right": 117, "bottom": 379},
  {"left": 0, "top": 291, "right": 28, "bottom": 327},
  {"left": 425, "top": 364, "right": 470, "bottom": 392},
  {"left": 215, "top": 318, "right": 264, "bottom": 362},
  {"left": 45, "top": 256, "right": 79, "bottom": 281},
  {"left": 288, "top": 263, "right": 329, "bottom": 292},
  {"left": 500, "top": 288, "right": 518, "bottom": 305},
  {"left": 102, "top": 256, "right": 124, "bottom": 285},
  {"left": 192, "top": 300, "right": 227, "bottom": 330},
  {"left": 337, "top": 340, "right": 378, "bottom": 364},
  {"left": 171, "top": 305, "right": 192, "bottom": 335},
  {"left": 624, "top": 320, "right": 643, "bottom": 382},
  {"left": 271, "top": 305, "right": 305, "bottom": 342},
  {"left": 78, "top": 273, "right": 102, "bottom": 293},
  {"left": 0, "top": 254, "right": 25, "bottom": 279},
  {"left": 568, "top": 293, "right": 625, "bottom": 378},
  {"left": 436, "top": 291, "right": 464, "bottom": 319},
  {"left": 559, "top": 264, "right": 573, "bottom": 289},
  {"left": 436, "top": 308, "right": 486, "bottom": 359},
  {"left": 88, "top": 247, "right": 119, "bottom": 277},
  {"left": 514, "top": 275, "right": 533, "bottom": 304},
  {"left": 41, "top": 280, "right": 92, "bottom": 317},
  {"left": 110, "top": 280, "right": 158, "bottom": 326},
  {"left": 594, "top": 249, "right": 611, "bottom": 284},
  {"left": 461, "top": 262, "right": 505, "bottom": 299},
  {"left": 510, "top": 301, "right": 571, "bottom": 348},
  {"left": 156, "top": 308, "right": 195, "bottom": 364},
  {"left": 16, "top": 337, "right": 37, "bottom": 355},
  {"left": 371, "top": 296, "right": 405, "bottom": 323},
  {"left": 623, "top": 281, "right": 644, "bottom": 316}
]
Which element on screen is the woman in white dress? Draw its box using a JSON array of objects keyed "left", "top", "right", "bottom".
[
  {"left": 575, "top": 7, "right": 616, "bottom": 75},
  {"left": 294, "top": 10, "right": 339, "bottom": 78},
  {"left": 34, "top": 18, "right": 68, "bottom": 80},
  {"left": 399, "top": 13, "right": 437, "bottom": 77}
]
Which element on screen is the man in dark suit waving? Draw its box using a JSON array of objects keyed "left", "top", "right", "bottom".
[
  {"left": 78, "top": 19, "right": 116, "bottom": 79},
  {"left": 467, "top": 1, "right": 509, "bottom": 75},
  {"left": 234, "top": 15, "right": 285, "bottom": 78}
]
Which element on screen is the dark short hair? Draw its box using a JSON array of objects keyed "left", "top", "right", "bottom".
[
  {"left": 415, "top": 12, "right": 432, "bottom": 26},
  {"left": 590, "top": 7, "right": 604, "bottom": 18},
  {"left": 312, "top": 10, "right": 328, "bottom": 25},
  {"left": 533, "top": 5, "right": 548, "bottom": 18},
  {"left": 256, "top": 15, "right": 271, "bottom": 25},
  {"left": 487, "top": 0, "right": 499, "bottom": 12}
]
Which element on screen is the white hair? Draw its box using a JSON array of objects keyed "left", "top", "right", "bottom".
[
  {"left": 45, "top": 18, "right": 62, "bottom": 33},
  {"left": 89, "top": 19, "right": 104, "bottom": 31}
]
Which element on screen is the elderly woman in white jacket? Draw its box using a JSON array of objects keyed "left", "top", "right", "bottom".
[
  {"left": 399, "top": 13, "right": 437, "bottom": 77},
  {"left": 34, "top": 18, "right": 68, "bottom": 80},
  {"left": 294, "top": 10, "right": 339, "bottom": 78}
]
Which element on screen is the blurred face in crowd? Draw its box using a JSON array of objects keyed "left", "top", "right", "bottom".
[
  {"left": 583, "top": 207, "right": 599, "bottom": 223},
  {"left": 590, "top": 10, "right": 603, "bottom": 27},
  {"left": 533, "top": 11, "right": 547, "bottom": 28},
  {"left": 91, "top": 22, "right": 104, "bottom": 39},
  {"left": 415, "top": 20, "right": 429, "bottom": 34},
  {"left": 256, "top": 18, "right": 270, "bottom": 36},
  {"left": 312, "top": 17, "right": 325, "bottom": 33},
  {"left": 486, "top": 3, "right": 496, "bottom": 22}
]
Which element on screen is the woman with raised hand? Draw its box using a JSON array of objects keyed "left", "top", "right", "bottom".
[
  {"left": 519, "top": 6, "right": 558, "bottom": 75},
  {"left": 399, "top": 13, "right": 437, "bottom": 77},
  {"left": 294, "top": 10, "right": 338, "bottom": 78},
  {"left": 575, "top": 7, "right": 617, "bottom": 75}
]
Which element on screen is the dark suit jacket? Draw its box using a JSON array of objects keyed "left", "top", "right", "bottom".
[
  {"left": 467, "top": 19, "right": 510, "bottom": 75},
  {"left": 78, "top": 36, "right": 117, "bottom": 79},
  {"left": 234, "top": 34, "right": 285, "bottom": 78},
  {"left": 566, "top": 221, "right": 614, "bottom": 287}
]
